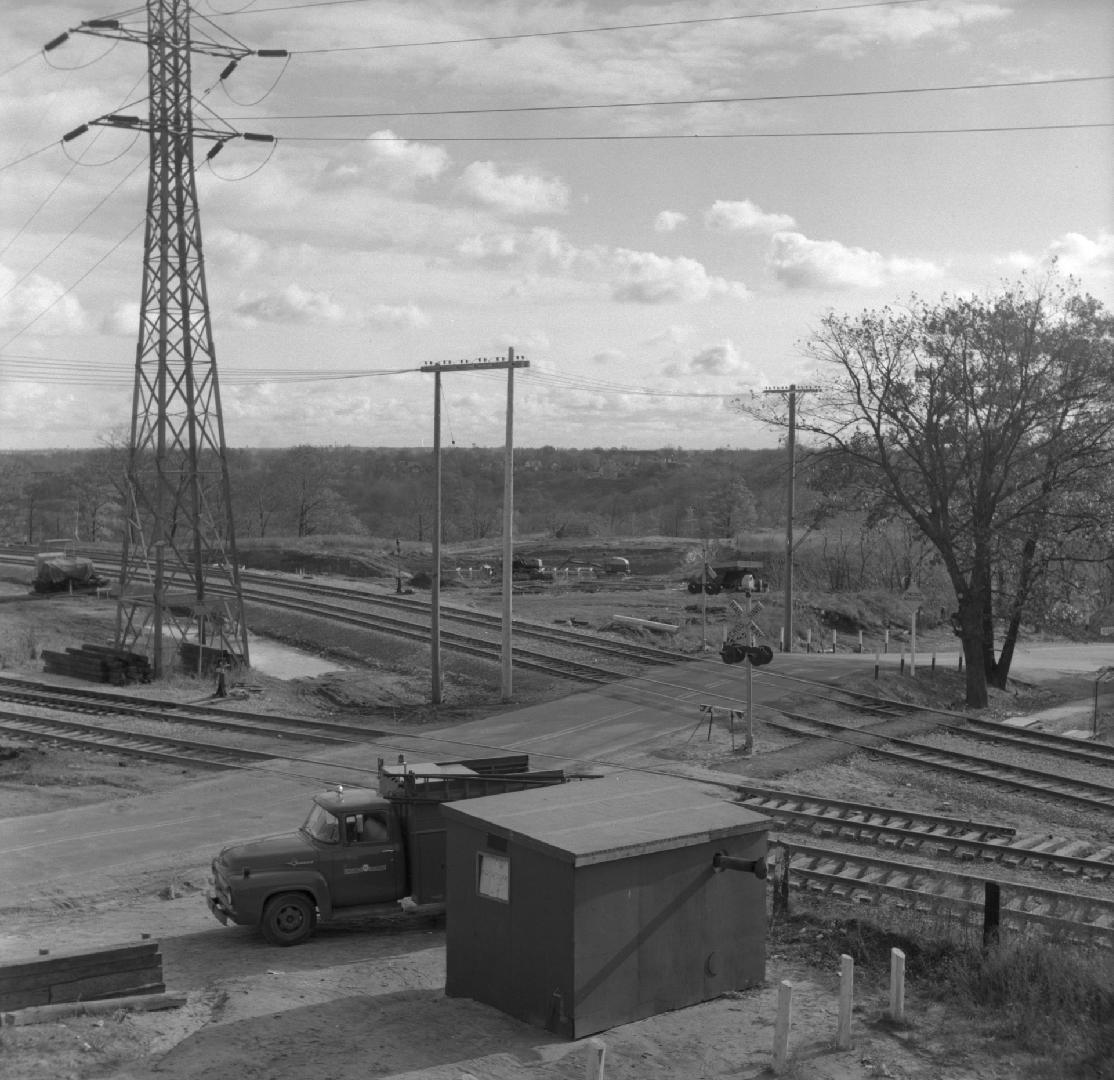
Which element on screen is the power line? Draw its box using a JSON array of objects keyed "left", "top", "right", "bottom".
[
  {"left": 279, "top": 121, "right": 1113, "bottom": 143},
  {"left": 228, "top": 74, "right": 1114, "bottom": 123},
  {"left": 224, "top": 0, "right": 936, "bottom": 51}
]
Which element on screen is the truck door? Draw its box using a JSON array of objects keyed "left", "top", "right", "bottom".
[{"left": 322, "top": 810, "right": 403, "bottom": 907}]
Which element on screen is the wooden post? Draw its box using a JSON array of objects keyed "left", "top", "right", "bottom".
[
  {"left": 857, "top": 629, "right": 863, "bottom": 654},
  {"left": 831, "top": 629, "right": 837, "bottom": 653},
  {"left": 431, "top": 368, "right": 442, "bottom": 704},
  {"left": 983, "top": 881, "right": 1001, "bottom": 947},
  {"left": 772, "top": 980, "right": 793, "bottom": 1074},
  {"left": 806, "top": 628, "right": 812, "bottom": 653},
  {"left": 884, "top": 627, "right": 889, "bottom": 653},
  {"left": 874, "top": 650, "right": 880, "bottom": 680},
  {"left": 889, "top": 948, "right": 906, "bottom": 1022},
  {"left": 501, "top": 347, "right": 515, "bottom": 702},
  {"left": 837, "top": 954, "right": 853, "bottom": 1049},
  {"left": 585, "top": 1037, "right": 606, "bottom": 1079}
]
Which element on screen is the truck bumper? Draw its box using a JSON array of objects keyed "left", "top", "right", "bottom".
[{"left": 206, "top": 890, "right": 231, "bottom": 926}]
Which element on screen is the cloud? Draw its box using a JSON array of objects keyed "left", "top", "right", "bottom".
[
  {"left": 232, "top": 284, "right": 346, "bottom": 325},
  {"left": 1044, "top": 231, "right": 1113, "bottom": 280},
  {"left": 321, "top": 131, "right": 449, "bottom": 190},
  {"left": 457, "top": 226, "right": 582, "bottom": 271},
  {"left": 458, "top": 161, "right": 570, "bottom": 215},
  {"left": 813, "top": 2, "right": 1009, "bottom": 55},
  {"left": 364, "top": 303, "right": 429, "bottom": 328},
  {"left": 662, "top": 340, "right": 752, "bottom": 379},
  {"left": 0, "top": 267, "right": 88, "bottom": 335},
  {"left": 611, "top": 249, "right": 749, "bottom": 304},
  {"left": 768, "top": 232, "right": 943, "bottom": 289},
  {"left": 654, "top": 210, "right": 688, "bottom": 233},
  {"left": 705, "top": 199, "right": 796, "bottom": 235}
]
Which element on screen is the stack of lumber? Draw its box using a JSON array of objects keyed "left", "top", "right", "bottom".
[
  {"left": 0, "top": 941, "right": 164, "bottom": 1013},
  {"left": 41, "top": 644, "right": 152, "bottom": 684}
]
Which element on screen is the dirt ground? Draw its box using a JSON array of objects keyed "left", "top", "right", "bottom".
[{"left": 0, "top": 578, "right": 1108, "bottom": 1080}]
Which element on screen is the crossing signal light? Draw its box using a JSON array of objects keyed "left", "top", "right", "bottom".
[{"left": 720, "top": 644, "right": 773, "bottom": 667}]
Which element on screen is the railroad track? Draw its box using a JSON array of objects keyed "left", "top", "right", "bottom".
[
  {"left": 735, "top": 785, "right": 1114, "bottom": 881},
  {"left": 237, "top": 575, "right": 694, "bottom": 669},
  {"left": 0, "top": 674, "right": 389, "bottom": 745},
  {"left": 824, "top": 685, "right": 1114, "bottom": 768},
  {"left": 777, "top": 841, "right": 1114, "bottom": 946},
  {"left": 766, "top": 711, "right": 1114, "bottom": 814},
  {"left": 0, "top": 709, "right": 285, "bottom": 772}
]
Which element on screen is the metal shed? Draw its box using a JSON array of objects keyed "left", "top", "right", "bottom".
[{"left": 441, "top": 771, "right": 769, "bottom": 1039}]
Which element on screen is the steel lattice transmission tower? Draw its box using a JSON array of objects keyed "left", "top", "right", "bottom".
[{"left": 54, "top": 2, "right": 280, "bottom": 676}]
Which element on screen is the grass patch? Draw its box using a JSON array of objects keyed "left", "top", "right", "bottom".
[{"left": 772, "top": 903, "right": 1114, "bottom": 1079}]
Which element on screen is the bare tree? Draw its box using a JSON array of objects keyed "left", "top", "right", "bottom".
[{"left": 776, "top": 274, "right": 1114, "bottom": 707}]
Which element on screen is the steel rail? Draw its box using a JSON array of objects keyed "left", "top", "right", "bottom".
[{"left": 768, "top": 712, "right": 1114, "bottom": 813}]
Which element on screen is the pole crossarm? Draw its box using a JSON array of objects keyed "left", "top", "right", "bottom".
[{"left": 421, "top": 358, "right": 529, "bottom": 373}]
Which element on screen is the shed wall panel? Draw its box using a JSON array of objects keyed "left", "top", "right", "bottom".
[{"left": 445, "top": 821, "right": 576, "bottom": 1034}]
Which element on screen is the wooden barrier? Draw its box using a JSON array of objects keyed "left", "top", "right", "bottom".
[{"left": 0, "top": 941, "right": 163, "bottom": 1012}]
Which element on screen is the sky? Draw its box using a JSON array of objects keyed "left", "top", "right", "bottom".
[{"left": 0, "top": 0, "right": 1111, "bottom": 452}]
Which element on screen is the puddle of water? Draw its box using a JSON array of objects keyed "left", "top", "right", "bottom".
[{"left": 247, "top": 636, "right": 347, "bottom": 681}]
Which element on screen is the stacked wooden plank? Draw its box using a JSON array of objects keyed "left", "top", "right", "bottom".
[
  {"left": 0, "top": 941, "right": 164, "bottom": 1013},
  {"left": 41, "top": 644, "right": 152, "bottom": 685}
]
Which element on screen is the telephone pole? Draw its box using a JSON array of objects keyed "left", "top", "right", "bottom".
[
  {"left": 763, "top": 384, "right": 820, "bottom": 653},
  {"left": 421, "top": 351, "right": 529, "bottom": 704},
  {"left": 50, "top": 4, "right": 283, "bottom": 677}
]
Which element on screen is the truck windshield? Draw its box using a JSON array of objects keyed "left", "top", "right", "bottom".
[{"left": 300, "top": 803, "right": 340, "bottom": 844}]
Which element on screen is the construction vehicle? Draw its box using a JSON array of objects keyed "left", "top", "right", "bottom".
[
  {"left": 685, "top": 561, "right": 764, "bottom": 595},
  {"left": 31, "top": 541, "right": 108, "bottom": 594},
  {"left": 207, "top": 754, "right": 591, "bottom": 946}
]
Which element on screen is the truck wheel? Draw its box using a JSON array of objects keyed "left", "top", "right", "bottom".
[{"left": 260, "top": 893, "right": 316, "bottom": 946}]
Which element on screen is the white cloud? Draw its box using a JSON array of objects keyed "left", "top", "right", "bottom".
[
  {"left": 611, "top": 249, "right": 749, "bottom": 304},
  {"left": 705, "top": 199, "right": 796, "bottom": 235},
  {"left": 458, "top": 161, "right": 570, "bottom": 215},
  {"left": 654, "top": 210, "right": 688, "bottom": 233},
  {"left": 662, "top": 340, "right": 752, "bottom": 379},
  {"left": 320, "top": 131, "right": 449, "bottom": 191},
  {"left": 103, "top": 301, "right": 139, "bottom": 336},
  {"left": 768, "top": 232, "right": 943, "bottom": 289},
  {"left": 364, "top": 303, "right": 429, "bottom": 328},
  {"left": 1046, "top": 231, "right": 1114, "bottom": 280},
  {"left": 0, "top": 267, "right": 88, "bottom": 335},
  {"left": 232, "top": 284, "right": 346, "bottom": 325},
  {"left": 457, "top": 226, "right": 582, "bottom": 271},
  {"left": 813, "top": 2, "right": 1009, "bottom": 55}
]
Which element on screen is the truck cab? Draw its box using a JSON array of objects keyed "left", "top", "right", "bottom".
[{"left": 208, "top": 785, "right": 405, "bottom": 945}]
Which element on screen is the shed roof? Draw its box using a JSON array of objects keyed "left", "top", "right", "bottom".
[{"left": 440, "top": 771, "right": 768, "bottom": 866}]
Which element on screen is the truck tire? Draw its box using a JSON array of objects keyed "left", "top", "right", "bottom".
[{"left": 260, "top": 892, "right": 317, "bottom": 946}]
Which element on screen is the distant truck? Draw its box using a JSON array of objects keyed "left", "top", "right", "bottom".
[
  {"left": 685, "top": 561, "right": 764, "bottom": 595},
  {"left": 207, "top": 754, "right": 589, "bottom": 945},
  {"left": 511, "top": 555, "right": 554, "bottom": 581},
  {"left": 32, "top": 542, "right": 108, "bottom": 594}
]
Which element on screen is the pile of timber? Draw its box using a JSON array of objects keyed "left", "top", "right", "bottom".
[
  {"left": 0, "top": 940, "right": 164, "bottom": 1014},
  {"left": 42, "top": 644, "right": 152, "bottom": 685}
]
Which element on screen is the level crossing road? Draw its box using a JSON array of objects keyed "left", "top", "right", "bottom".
[{"left": 0, "top": 645, "right": 1107, "bottom": 948}]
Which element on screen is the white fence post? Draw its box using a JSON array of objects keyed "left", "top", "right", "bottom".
[
  {"left": 889, "top": 948, "right": 906, "bottom": 1022},
  {"left": 585, "top": 1036, "right": 606, "bottom": 1079},
  {"left": 837, "top": 954, "right": 854, "bottom": 1049},
  {"left": 772, "top": 980, "right": 793, "bottom": 1074}
]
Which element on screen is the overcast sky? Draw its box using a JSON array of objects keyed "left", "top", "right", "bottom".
[{"left": 0, "top": 0, "right": 1110, "bottom": 452}]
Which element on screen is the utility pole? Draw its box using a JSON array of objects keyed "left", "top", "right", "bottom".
[
  {"left": 763, "top": 384, "right": 820, "bottom": 653},
  {"left": 421, "top": 351, "right": 529, "bottom": 704},
  {"left": 49, "top": 4, "right": 284, "bottom": 678}
]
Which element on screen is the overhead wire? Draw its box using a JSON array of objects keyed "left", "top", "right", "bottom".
[
  {"left": 228, "top": 74, "right": 1114, "bottom": 123},
  {"left": 277, "top": 121, "right": 1113, "bottom": 144},
  {"left": 220, "top": 0, "right": 937, "bottom": 47}
]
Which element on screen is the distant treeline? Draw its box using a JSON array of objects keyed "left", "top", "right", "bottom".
[{"left": 0, "top": 445, "right": 799, "bottom": 547}]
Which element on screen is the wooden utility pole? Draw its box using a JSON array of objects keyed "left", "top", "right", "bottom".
[
  {"left": 422, "top": 351, "right": 529, "bottom": 704},
  {"left": 763, "top": 384, "right": 820, "bottom": 653}
]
